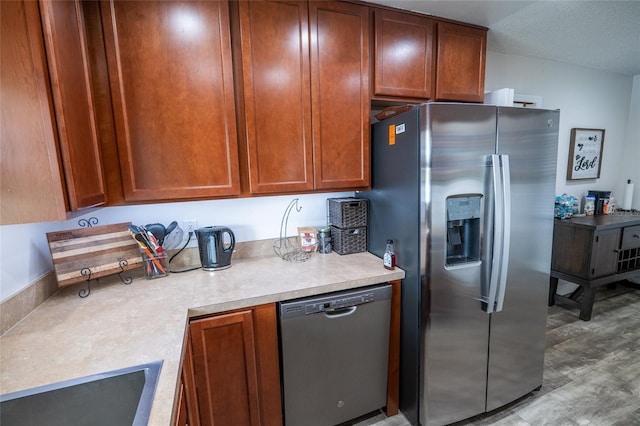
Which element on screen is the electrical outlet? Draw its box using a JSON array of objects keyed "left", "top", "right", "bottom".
[{"left": 183, "top": 220, "right": 198, "bottom": 233}]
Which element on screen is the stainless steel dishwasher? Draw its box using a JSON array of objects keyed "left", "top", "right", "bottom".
[{"left": 278, "top": 284, "right": 392, "bottom": 426}]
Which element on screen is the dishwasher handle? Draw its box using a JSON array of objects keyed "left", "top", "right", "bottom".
[{"left": 323, "top": 306, "right": 357, "bottom": 319}]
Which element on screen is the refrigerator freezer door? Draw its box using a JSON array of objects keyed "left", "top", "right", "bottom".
[
  {"left": 421, "top": 103, "right": 497, "bottom": 426},
  {"left": 366, "top": 106, "right": 424, "bottom": 424},
  {"left": 486, "top": 107, "right": 559, "bottom": 411}
]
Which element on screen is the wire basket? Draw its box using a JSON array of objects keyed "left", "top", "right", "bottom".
[{"left": 273, "top": 199, "right": 316, "bottom": 262}]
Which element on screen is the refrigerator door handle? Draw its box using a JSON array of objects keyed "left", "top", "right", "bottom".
[
  {"left": 495, "top": 154, "right": 511, "bottom": 312},
  {"left": 486, "top": 155, "right": 503, "bottom": 314}
]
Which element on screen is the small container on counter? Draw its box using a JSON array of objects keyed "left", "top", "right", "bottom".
[
  {"left": 383, "top": 239, "right": 396, "bottom": 270},
  {"left": 317, "top": 227, "right": 332, "bottom": 254},
  {"left": 584, "top": 195, "right": 595, "bottom": 216},
  {"left": 142, "top": 251, "right": 168, "bottom": 279}
]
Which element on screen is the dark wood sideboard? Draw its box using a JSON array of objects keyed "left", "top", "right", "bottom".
[{"left": 549, "top": 214, "right": 640, "bottom": 320}]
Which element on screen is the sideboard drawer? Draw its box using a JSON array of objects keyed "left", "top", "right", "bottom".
[{"left": 621, "top": 225, "right": 640, "bottom": 250}]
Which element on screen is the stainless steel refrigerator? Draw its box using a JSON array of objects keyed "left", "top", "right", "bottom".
[{"left": 359, "top": 103, "right": 559, "bottom": 426}]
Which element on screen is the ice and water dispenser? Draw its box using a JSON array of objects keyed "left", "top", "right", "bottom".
[{"left": 446, "top": 195, "right": 482, "bottom": 266}]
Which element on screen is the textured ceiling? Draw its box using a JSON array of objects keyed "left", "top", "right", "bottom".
[{"left": 367, "top": 0, "right": 640, "bottom": 76}]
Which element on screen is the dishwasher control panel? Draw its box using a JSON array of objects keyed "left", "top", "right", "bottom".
[
  {"left": 279, "top": 284, "right": 392, "bottom": 319},
  {"left": 304, "top": 292, "right": 375, "bottom": 315}
]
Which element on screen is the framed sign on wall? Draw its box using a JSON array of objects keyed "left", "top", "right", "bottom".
[{"left": 567, "top": 128, "right": 605, "bottom": 180}]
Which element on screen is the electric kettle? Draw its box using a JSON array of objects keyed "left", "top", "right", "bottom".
[{"left": 195, "top": 226, "right": 235, "bottom": 271}]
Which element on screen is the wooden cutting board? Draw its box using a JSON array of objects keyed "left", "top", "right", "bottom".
[{"left": 46, "top": 222, "right": 143, "bottom": 287}]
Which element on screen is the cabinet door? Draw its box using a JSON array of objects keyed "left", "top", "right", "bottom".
[
  {"left": 621, "top": 225, "right": 640, "bottom": 250},
  {"left": 310, "top": 1, "right": 370, "bottom": 190},
  {"left": 373, "top": 9, "right": 435, "bottom": 99},
  {"left": 101, "top": 0, "right": 240, "bottom": 201},
  {"left": 591, "top": 228, "right": 620, "bottom": 278},
  {"left": 40, "top": 0, "right": 106, "bottom": 211},
  {"left": 175, "top": 330, "right": 200, "bottom": 426},
  {"left": 238, "top": 0, "right": 313, "bottom": 194},
  {"left": 435, "top": 22, "right": 486, "bottom": 102},
  {"left": 551, "top": 223, "right": 594, "bottom": 279},
  {"left": 1, "top": 0, "right": 67, "bottom": 224},
  {"left": 189, "top": 304, "right": 282, "bottom": 426}
]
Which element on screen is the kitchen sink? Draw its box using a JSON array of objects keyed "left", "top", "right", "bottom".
[{"left": 0, "top": 360, "right": 162, "bottom": 426}]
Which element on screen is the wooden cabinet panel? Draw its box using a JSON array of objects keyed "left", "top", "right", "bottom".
[
  {"left": 435, "top": 22, "right": 486, "bottom": 102},
  {"left": 0, "top": 0, "right": 67, "bottom": 225},
  {"left": 238, "top": 0, "right": 313, "bottom": 194},
  {"left": 591, "top": 229, "right": 620, "bottom": 278},
  {"left": 310, "top": 1, "right": 370, "bottom": 190},
  {"left": 82, "top": 0, "right": 125, "bottom": 206},
  {"left": 40, "top": 0, "right": 106, "bottom": 210},
  {"left": 550, "top": 216, "right": 640, "bottom": 320},
  {"left": 551, "top": 224, "right": 620, "bottom": 279},
  {"left": 621, "top": 225, "right": 640, "bottom": 250},
  {"left": 101, "top": 0, "right": 240, "bottom": 201},
  {"left": 189, "top": 304, "right": 282, "bottom": 426},
  {"left": 239, "top": 1, "right": 369, "bottom": 193},
  {"left": 551, "top": 224, "right": 594, "bottom": 279},
  {"left": 175, "top": 329, "right": 200, "bottom": 426},
  {"left": 373, "top": 9, "right": 435, "bottom": 99}
]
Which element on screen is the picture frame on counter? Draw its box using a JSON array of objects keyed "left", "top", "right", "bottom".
[{"left": 567, "top": 128, "right": 605, "bottom": 180}]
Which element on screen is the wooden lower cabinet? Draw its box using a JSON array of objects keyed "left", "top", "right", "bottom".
[
  {"left": 185, "top": 304, "right": 282, "bottom": 426},
  {"left": 176, "top": 331, "right": 200, "bottom": 426},
  {"left": 550, "top": 216, "right": 640, "bottom": 320},
  {"left": 552, "top": 220, "right": 621, "bottom": 280}
]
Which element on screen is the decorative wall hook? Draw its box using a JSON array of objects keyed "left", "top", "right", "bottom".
[{"left": 78, "top": 217, "right": 99, "bottom": 228}]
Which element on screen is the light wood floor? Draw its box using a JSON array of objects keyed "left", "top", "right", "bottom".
[{"left": 356, "top": 284, "right": 640, "bottom": 426}]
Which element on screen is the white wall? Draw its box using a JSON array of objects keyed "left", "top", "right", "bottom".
[
  {"left": 0, "top": 192, "right": 351, "bottom": 302},
  {"left": 485, "top": 51, "right": 636, "bottom": 205},
  {"left": 620, "top": 74, "right": 640, "bottom": 210}
]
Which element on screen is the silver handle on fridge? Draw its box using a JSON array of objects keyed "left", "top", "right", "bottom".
[
  {"left": 496, "top": 155, "right": 511, "bottom": 312},
  {"left": 486, "top": 155, "right": 511, "bottom": 314},
  {"left": 486, "top": 155, "right": 503, "bottom": 313}
]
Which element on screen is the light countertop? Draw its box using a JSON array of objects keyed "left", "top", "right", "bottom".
[{"left": 0, "top": 249, "right": 404, "bottom": 425}]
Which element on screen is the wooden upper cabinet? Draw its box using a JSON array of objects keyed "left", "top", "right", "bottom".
[
  {"left": 40, "top": 0, "right": 106, "bottom": 210},
  {"left": 310, "top": 1, "right": 370, "bottom": 190},
  {"left": 238, "top": 0, "right": 314, "bottom": 194},
  {"left": 373, "top": 9, "right": 435, "bottom": 100},
  {"left": 435, "top": 21, "right": 487, "bottom": 102},
  {"left": 101, "top": 0, "right": 240, "bottom": 201},
  {"left": 238, "top": 0, "right": 369, "bottom": 194},
  {"left": 1, "top": 0, "right": 67, "bottom": 225}
]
